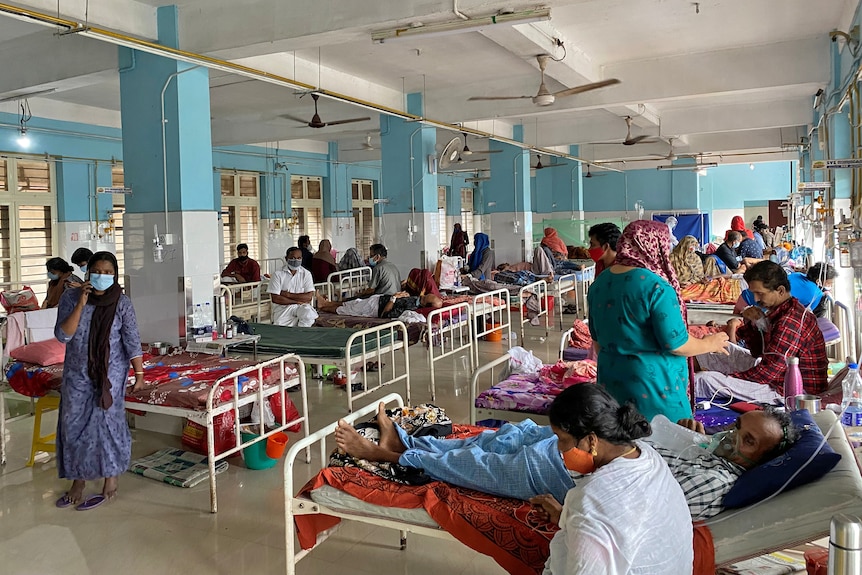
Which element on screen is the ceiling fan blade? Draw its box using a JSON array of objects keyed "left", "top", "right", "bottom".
[
  {"left": 468, "top": 95, "right": 533, "bottom": 101},
  {"left": 541, "top": 163, "right": 568, "bottom": 169},
  {"left": 623, "top": 135, "right": 659, "bottom": 146},
  {"left": 552, "top": 78, "right": 621, "bottom": 99},
  {"left": 466, "top": 149, "right": 503, "bottom": 154},
  {"left": 279, "top": 114, "right": 310, "bottom": 124},
  {"left": 323, "top": 117, "right": 372, "bottom": 127}
]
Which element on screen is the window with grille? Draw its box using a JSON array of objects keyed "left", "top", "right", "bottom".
[
  {"left": 110, "top": 166, "right": 125, "bottom": 279},
  {"left": 352, "top": 179, "right": 375, "bottom": 255},
  {"left": 220, "top": 170, "right": 260, "bottom": 265},
  {"left": 438, "top": 185, "right": 448, "bottom": 251},
  {"left": 290, "top": 175, "right": 324, "bottom": 247},
  {"left": 0, "top": 156, "right": 56, "bottom": 303},
  {"left": 460, "top": 188, "right": 474, "bottom": 239}
]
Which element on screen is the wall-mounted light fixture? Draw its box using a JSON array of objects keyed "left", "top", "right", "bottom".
[{"left": 16, "top": 99, "right": 31, "bottom": 148}]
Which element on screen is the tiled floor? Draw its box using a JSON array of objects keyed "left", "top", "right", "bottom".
[{"left": 0, "top": 323, "right": 564, "bottom": 575}]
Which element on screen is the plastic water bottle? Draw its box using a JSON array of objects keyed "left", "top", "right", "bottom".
[
  {"left": 192, "top": 304, "right": 203, "bottom": 336},
  {"left": 783, "top": 357, "right": 804, "bottom": 410},
  {"left": 203, "top": 302, "right": 214, "bottom": 335},
  {"left": 841, "top": 363, "right": 862, "bottom": 427}
]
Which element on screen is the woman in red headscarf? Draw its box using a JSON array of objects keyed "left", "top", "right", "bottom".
[
  {"left": 541, "top": 227, "right": 568, "bottom": 259},
  {"left": 586, "top": 220, "right": 729, "bottom": 422},
  {"left": 729, "top": 215, "right": 755, "bottom": 240}
]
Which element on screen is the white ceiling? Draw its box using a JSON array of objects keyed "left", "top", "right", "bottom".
[{"left": 0, "top": 0, "right": 855, "bottom": 166}]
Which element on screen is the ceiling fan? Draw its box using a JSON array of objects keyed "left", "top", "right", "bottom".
[
  {"left": 461, "top": 132, "right": 502, "bottom": 156},
  {"left": 532, "top": 154, "right": 567, "bottom": 170},
  {"left": 584, "top": 165, "right": 609, "bottom": 178},
  {"left": 343, "top": 134, "right": 378, "bottom": 152},
  {"left": 468, "top": 54, "right": 620, "bottom": 107},
  {"left": 281, "top": 93, "right": 370, "bottom": 128},
  {"left": 592, "top": 116, "right": 663, "bottom": 146}
]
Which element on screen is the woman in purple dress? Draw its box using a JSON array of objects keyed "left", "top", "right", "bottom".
[{"left": 53, "top": 251, "right": 143, "bottom": 510}]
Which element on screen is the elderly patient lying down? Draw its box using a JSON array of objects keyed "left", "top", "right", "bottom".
[
  {"left": 335, "top": 386, "right": 798, "bottom": 523},
  {"left": 317, "top": 291, "right": 442, "bottom": 319}
]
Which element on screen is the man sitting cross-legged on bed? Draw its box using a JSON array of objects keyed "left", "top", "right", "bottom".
[
  {"left": 268, "top": 246, "right": 318, "bottom": 327},
  {"left": 694, "top": 260, "right": 828, "bottom": 404},
  {"left": 317, "top": 291, "right": 442, "bottom": 319},
  {"left": 334, "top": 390, "right": 797, "bottom": 522}
]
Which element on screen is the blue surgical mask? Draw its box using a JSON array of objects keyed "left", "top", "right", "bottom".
[
  {"left": 368, "top": 256, "right": 378, "bottom": 268},
  {"left": 79, "top": 265, "right": 87, "bottom": 274},
  {"left": 286, "top": 258, "right": 302, "bottom": 271},
  {"left": 47, "top": 272, "right": 59, "bottom": 281},
  {"left": 89, "top": 273, "right": 115, "bottom": 291},
  {"left": 732, "top": 242, "right": 741, "bottom": 249}
]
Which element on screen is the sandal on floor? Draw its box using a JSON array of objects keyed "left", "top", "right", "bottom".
[
  {"left": 55, "top": 493, "right": 76, "bottom": 509},
  {"left": 75, "top": 494, "right": 107, "bottom": 511}
]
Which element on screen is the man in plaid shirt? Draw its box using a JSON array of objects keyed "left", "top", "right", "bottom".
[{"left": 694, "top": 261, "right": 828, "bottom": 404}]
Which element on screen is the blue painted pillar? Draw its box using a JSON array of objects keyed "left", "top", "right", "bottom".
[
  {"left": 56, "top": 160, "right": 115, "bottom": 262},
  {"left": 379, "top": 93, "right": 439, "bottom": 273},
  {"left": 485, "top": 126, "right": 532, "bottom": 262},
  {"left": 117, "top": 5, "right": 219, "bottom": 344},
  {"left": 323, "top": 142, "right": 354, "bottom": 254},
  {"left": 830, "top": 111, "right": 852, "bottom": 199}
]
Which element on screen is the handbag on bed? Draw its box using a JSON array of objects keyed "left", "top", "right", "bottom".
[{"left": 0, "top": 287, "right": 39, "bottom": 313}]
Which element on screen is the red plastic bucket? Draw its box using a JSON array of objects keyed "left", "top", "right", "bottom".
[{"left": 265, "top": 432, "right": 290, "bottom": 459}]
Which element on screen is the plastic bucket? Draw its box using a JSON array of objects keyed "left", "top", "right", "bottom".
[
  {"left": 240, "top": 431, "right": 277, "bottom": 470},
  {"left": 484, "top": 323, "right": 503, "bottom": 342},
  {"left": 265, "top": 432, "right": 290, "bottom": 459}
]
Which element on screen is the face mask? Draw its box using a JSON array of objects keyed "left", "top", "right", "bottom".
[
  {"left": 701, "top": 429, "right": 758, "bottom": 467},
  {"left": 89, "top": 273, "right": 115, "bottom": 291},
  {"left": 286, "top": 258, "right": 302, "bottom": 271},
  {"left": 561, "top": 446, "right": 597, "bottom": 474},
  {"left": 588, "top": 247, "right": 605, "bottom": 263},
  {"left": 238, "top": 255, "right": 248, "bottom": 263},
  {"left": 368, "top": 256, "right": 378, "bottom": 268},
  {"left": 79, "top": 265, "right": 87, "bottom": 274},
  {"left": 47, "top": 272, "right": 59, "bottom": 281},
  {"left": 732, "top": 242, "right": 741, "bottom": 249},
  {"left": 688, "top": 247, "right": 696, "bottom": 253}
]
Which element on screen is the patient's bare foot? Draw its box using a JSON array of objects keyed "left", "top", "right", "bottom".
[
  {"left": 375, "top": 402, "right": 406, "bottom": 455},
  {"left": 334, "top": 420, "right": 401, "bottom": 463}
]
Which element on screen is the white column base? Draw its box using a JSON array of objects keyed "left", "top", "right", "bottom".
[
  {"left": 324, "top": 216, "right": 357, "bottom": 258},
  {"left": 378, "top": 212, "right": 443, "bottom": 276},
  {"left": 485, "top": 212, "right": 533, "bottom": 264}
]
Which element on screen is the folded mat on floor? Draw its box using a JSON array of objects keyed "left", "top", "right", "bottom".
[
  {"left": 128, "top": 448, "right": 229, "bottom": 488},
  {"left": 239, "top": 323, "right": 396, "bottom": 358}
]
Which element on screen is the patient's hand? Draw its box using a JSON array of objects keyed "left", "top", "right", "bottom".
[
  {"left": 529, "top": 494, "right": 562, "bottom": 526},
  {"left": 676, "top": 419, "right": 706, "bottom": 434}
]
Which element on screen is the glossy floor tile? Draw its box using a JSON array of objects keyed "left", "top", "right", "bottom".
[{"left": 0, "top": 323, "right": 564, "bottom": 575}]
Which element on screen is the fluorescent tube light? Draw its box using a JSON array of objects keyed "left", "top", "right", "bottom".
[
  {"left": 656, "top": 162, "right": 718, "bottom": 171},
  {"left": 372, "top": 9, "right": 551, "bottom": 43}
]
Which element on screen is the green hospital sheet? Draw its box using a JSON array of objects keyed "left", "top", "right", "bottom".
[{"left": 238, "top": 324, "right": 396, "bottom": 358}]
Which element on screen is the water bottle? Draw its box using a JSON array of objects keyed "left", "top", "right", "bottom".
[
  {"left": 203, "top": 302, "right": 214, "bottom": 336},
  {"left": 841, "top": 363, "right": 862, "bottom": 427},
  {"left": 784, "top": 357, "right": 804, "bottom": 410},
  {"left": 191, "top": 304, "right": 203, "bottom": 335}
]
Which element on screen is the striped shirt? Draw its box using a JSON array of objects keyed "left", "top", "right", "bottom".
[{"left": 653, "top": 445, "right": 744, "bottom": 520}]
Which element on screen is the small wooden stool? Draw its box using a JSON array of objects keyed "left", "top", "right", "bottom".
[{"left": 27, "top": 395, "right": 60, "bottom": 466}]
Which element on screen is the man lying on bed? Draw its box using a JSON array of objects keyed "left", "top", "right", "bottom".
[
  {"left": 334, "top": 394, "right": 797, "bottom": 521},
  {"left": 317, "top": 291, "right": 442, "bottom": 319}
]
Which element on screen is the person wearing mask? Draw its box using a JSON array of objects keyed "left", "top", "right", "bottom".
[
  {"left": 587, "top": 222, "right": 620, "bottom": 275},
  {"left": 297, "top": 235, "right": 314, "bottom": 272},
  {"left": 695, "top": 261, "right": 828, "bottom": 403},
  {"left": 359, "top": 244, "right": 402, "bottom": 297},
  {"left": 449, "top": 223, "right": 469, "bottom": 259},
  {"left": 711, "top": 231, "right": 745, "bottom": 274},
  {"left": 267, "top": 247, "right": 318, "bottom": 327},
  {"left": 736, "top": 231, "right": 764, "bottom": 260},
  {"left": 311, "top": 239, "right": 338, "bottom": 283},
  {"left": 665, "top": 215, "right": 680, "bottom": 248},
  {"left": 43, "top": 257, "right": 84, "bottom": 309},
  {"left": 733, "top": 262, "right": 837, "bottom": 318},
  {"left": 730, "top": 215, "right": 755, "bottom": 240},
  {"left": 70, "top": 247, "right": 94, "bottom": 276},
  {"left": 467, "top": 232, "right": 495, "bottom": 279},
  {"left": 54, "top": 251, "right": 143, "bottom": 510},
  {"left": 220, "top": 243, "right": 261, "bottom": 283},
  {"left": 670, "top": 236, "right": 706, "bottom": 288},
  {"left": 587, "top": 220, "right": 730, "bottom": 422}
]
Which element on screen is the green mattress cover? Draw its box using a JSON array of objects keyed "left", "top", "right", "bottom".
[{"left": 238, "top": 324, "right": 395, "bottom": 358}]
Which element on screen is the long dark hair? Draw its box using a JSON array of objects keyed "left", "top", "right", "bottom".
[
  {"left": 548, "top": 385, "right": 651, "bottom": 445},
  {"left": 88, "top": 251, "right": 119, "bottom": 280},
  {"left": 46, "top": 257, "right": 73, "bottom": 274}
]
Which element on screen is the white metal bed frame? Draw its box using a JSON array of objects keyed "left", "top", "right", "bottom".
[
  {"left": 469, "top": 352, "right": 552, "bottom": 425},
  {"left": 284, "top": 392, "right": 463, "bottom": 575},
  {"left": 515, "top": 280, "right": 550, "bottom": 341},
  {"left": 551, "top": 273, "right": 576, "bottom": 330},
  {"left": 216, "top": 280, "right": 272, "bottom": 325},
  {"left": 470, "top": 289, "right": 512, "bottom": 365},
  {"left": 289, "top": 320, "right": 411, "bottom": 413},
  {"left": 326, "top": 267, "right": 372, "bottom": 301},
  {"left": 426, "top": 302, "right": 473, "bottom": 402},
  {"left": 559, "top": 328, "right": 574, "bottom": 361}
]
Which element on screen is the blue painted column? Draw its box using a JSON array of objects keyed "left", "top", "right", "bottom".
[
  {"left": 378, "top": 93, "right": 439, "bottom": 273},
  {"left": 485, "top": 126, "right": 532, "bottom": 262},
  {"left": 323, "top": 141, "right": 355, "bottom": 255},
  {"left": 117, "top": 5, "right": 218, "bottom": 344},
  {"left": 55, "top": 160, "right": 115, "bottom": 261},
  {"left": 830, "top": 111, "right": 852, "bottom": 200}
]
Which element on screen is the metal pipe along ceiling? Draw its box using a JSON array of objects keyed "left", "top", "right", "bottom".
[{"left": 0, "top": 2, "right": 618, "bottom": 172}]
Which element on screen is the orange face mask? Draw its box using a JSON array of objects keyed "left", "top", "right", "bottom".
[{"left": 561, "top": 446, "right": 596, "bottom": 474}]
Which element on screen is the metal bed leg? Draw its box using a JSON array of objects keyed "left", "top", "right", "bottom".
[{"left": 399, "top": 530, "right": 408, "bottom": 550}]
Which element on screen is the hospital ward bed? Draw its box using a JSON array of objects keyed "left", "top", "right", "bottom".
[
  {"left": 285, "top": 394, "right": 862, "bottom": 575},
  {"left": 469, "top": 289, "right": 512, "bottom": 365}
]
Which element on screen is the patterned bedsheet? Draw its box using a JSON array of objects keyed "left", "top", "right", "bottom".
[
  {"left": 313, "top": 312, "right": 425, "bottom": 345},
  {"left": 681, "top": 277, "right": 742, "bottom": 304},
  {"left": 5, "top": 352, "right": 298, "bottom": 411},
  {"left": 295, "top": 425, "right": 557, "bottom": 575},
  {"left": 475, "top": 361, "right": 597, "bottom": 415}
]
